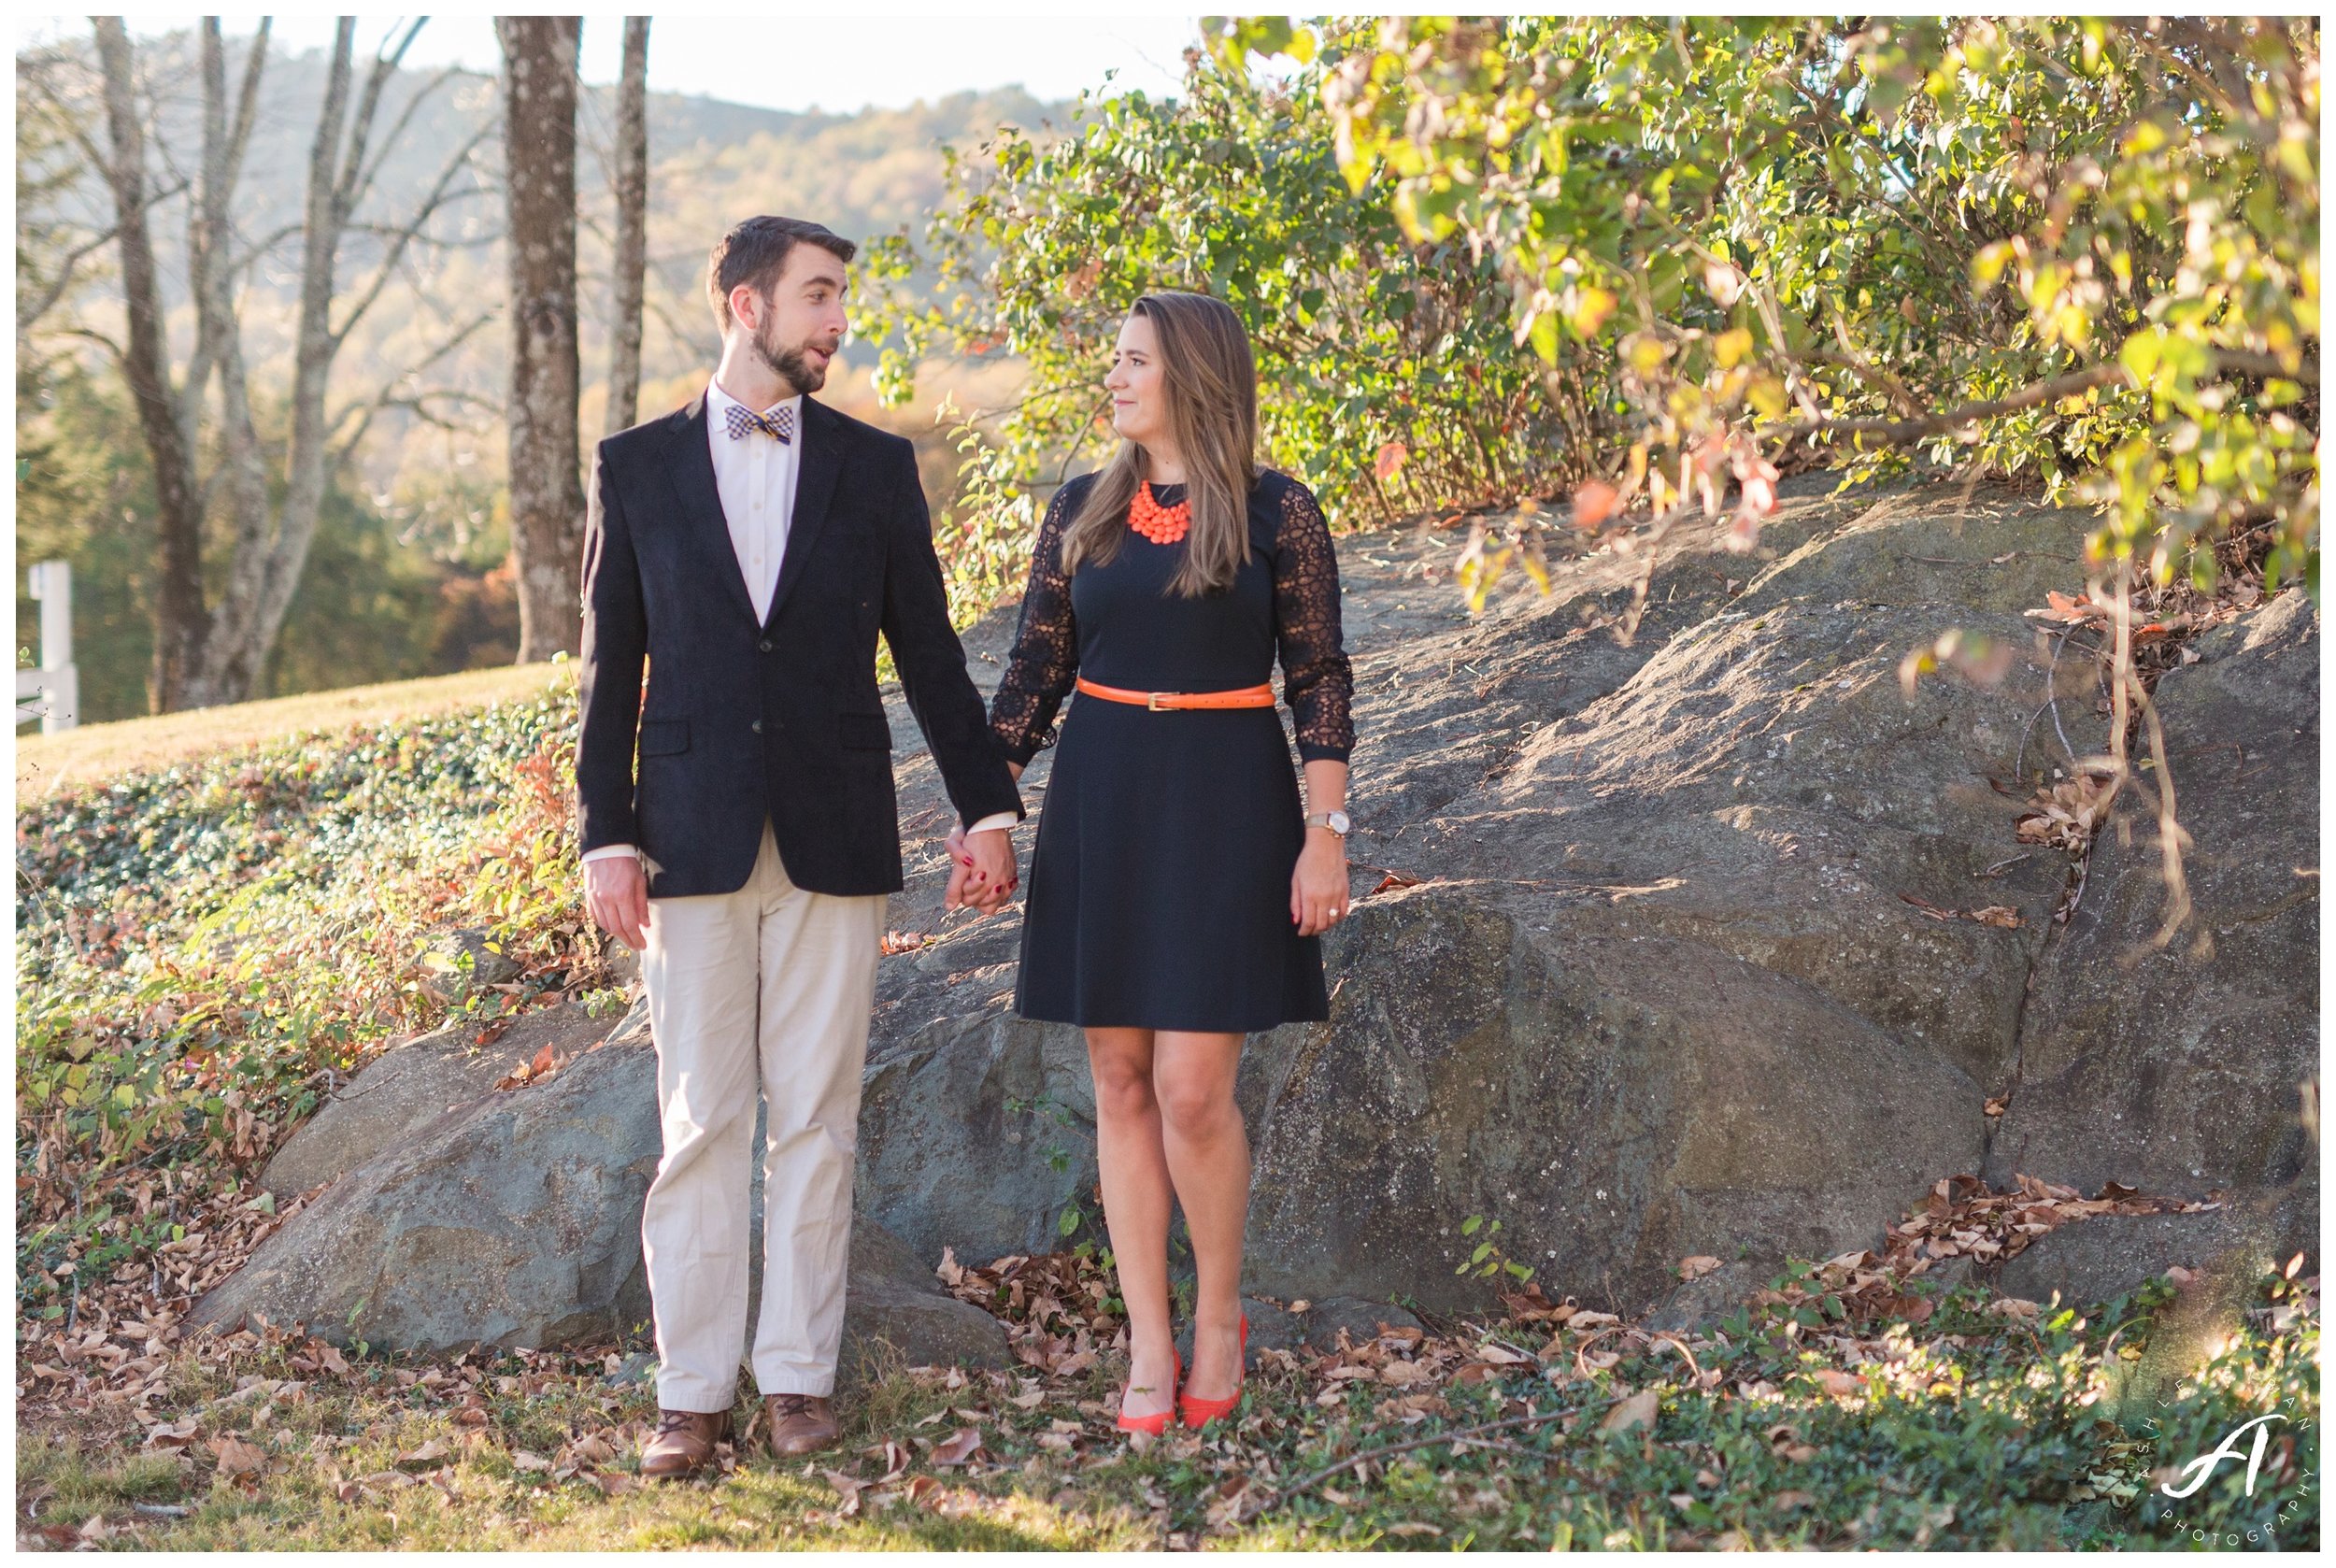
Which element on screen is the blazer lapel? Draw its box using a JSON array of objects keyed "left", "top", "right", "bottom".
[
  {"left": 662, "top": 392, "right": 762, "bottom": 627},
  {"left": 764, "top": 395, "right": 843, "bottom": 630}
]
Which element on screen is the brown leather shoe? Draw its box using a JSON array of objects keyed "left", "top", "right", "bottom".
[
  {"left": 640, "top": 1407, "right": 732, "bottom": 1480},
  {"left": 763, "top": 1392, "right": 838, "bottom": 1458}
]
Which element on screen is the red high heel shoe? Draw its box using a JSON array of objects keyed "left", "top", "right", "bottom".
[
  {"left": 1115, "top": 1348, "right": 1181, "bottom": 1436},
  {"left": 1177, "top": 1314, "right": 1248, "bottom": 1430}
]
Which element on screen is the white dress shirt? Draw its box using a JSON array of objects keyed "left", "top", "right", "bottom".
[
  {"left": 706, "top": 377, "right": 801, "bottom": 625},
  {"left": 584, "top": 377, "right": 1016, "bottom": 869}
]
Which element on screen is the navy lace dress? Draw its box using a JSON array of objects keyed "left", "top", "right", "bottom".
[{"left": 990, "top": 468, "right": 1354, "bottom": 1032}]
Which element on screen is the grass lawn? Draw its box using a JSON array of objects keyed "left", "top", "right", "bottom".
[
  {"left": 14, "top": 662, "right": 575, "bottom": 802},
  {"left": 16, "top": 1253, "right": 2320, "bottom": 1551}
]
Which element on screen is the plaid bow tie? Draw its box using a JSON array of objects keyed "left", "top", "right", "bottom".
[{"left": 723, "top": 402, "right": 794, "bottom": 443}]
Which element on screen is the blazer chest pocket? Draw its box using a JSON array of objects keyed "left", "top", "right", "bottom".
[
  {"left": 638, "top": 719, "right": 691, "bottom": 757},
  {"left": 838, "top": 712, "right": 893, "bottom": 751}
]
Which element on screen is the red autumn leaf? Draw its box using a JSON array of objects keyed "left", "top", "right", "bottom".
[{"left": 1375, "top": 440, "right": 1411, "bottom": 483}]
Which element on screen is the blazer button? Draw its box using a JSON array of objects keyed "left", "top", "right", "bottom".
[
  {"left": 759, "top": 638, "right": 774, "bottom": 653},
  {"left": 750, "top": 720, "right": 763, "bottom": 734}
]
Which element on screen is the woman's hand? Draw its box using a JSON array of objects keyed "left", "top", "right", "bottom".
[
  {"left": 943, "top": 822, "right": 1018, "bottom": 915},
  {"left": 1289, "top": 827, "right": 1350, "bottom": 936}
]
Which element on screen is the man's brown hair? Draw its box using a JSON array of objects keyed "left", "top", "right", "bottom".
[{"left": 705, "top": 217, "right": 856, "bottom": 330}]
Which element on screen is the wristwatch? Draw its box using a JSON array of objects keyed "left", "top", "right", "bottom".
[{"left": 1304, "top": 810, "right": 1351, "bottom": 836}]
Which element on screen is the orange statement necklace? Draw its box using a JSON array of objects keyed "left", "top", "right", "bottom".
[{"left": 1128, "top": 481, "right": 1191, "bottom": 544}]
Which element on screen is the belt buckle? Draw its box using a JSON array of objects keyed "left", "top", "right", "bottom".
[{"left": 1147, "top": 691, "right": 1168, "bottom": 711}]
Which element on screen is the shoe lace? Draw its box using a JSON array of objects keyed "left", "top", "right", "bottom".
[
  {"left": 656, "top": 1409, "right": 718, "bottom": 1438},
  {"left": 769, "top": 1393, "right": 817, "bottom": 1419}
]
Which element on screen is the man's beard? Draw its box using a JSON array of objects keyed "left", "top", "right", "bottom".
[{"left": 753, "top": 315, "right": 830, "bottom": 395}]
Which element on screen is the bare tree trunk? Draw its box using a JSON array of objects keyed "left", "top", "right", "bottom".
[
  {"left": 184, "top": 18, "right": 343, "bottom": 708},
  {"left": 91, "top": 18, "right": 208, "bottom": 713},
  {"left": 189, "top": 19, "right": 483, "bottom": 707},
  {"left": 605, "top": 17, "right": 651, "bottom": 436},
  {"left": 88, "top": 18, "right": 491, "bottom": 711},
  {"left": 500, "top": 16, "right": 588, "bottom": 663}
]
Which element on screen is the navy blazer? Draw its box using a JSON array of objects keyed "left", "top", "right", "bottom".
[{"left": 575, "top": 391, "right": 1023, "bottom": 898}]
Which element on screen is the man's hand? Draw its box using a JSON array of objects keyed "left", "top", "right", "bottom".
[
  {"left": 585, "top": 854, "right": 650, "bottom": 950},
  {"left": 944, "top": 824, "right": 1018, "bottom": 916}
]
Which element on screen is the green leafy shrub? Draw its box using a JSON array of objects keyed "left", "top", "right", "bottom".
[
  {"left": 15, "top": 683, "right": 605, "bottom": 1254},
  {"left": 863, "top": 44, "right": 1579, "bottom": 621}
]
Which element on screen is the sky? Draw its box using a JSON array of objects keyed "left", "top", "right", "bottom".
[{"left": 22, "top": 12, "right": 1204, "bottom": 115}]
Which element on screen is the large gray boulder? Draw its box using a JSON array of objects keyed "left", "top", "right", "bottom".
[
  {"left": 262, "top": 1003, "right": 619, "bottom": 1199},
  {"left": 1987, "top": 591, "right": 2318, "bottom": 1224},
  {"left": 192, "top": 996, "right": 1006, "bottom": 1371},
  {"left": 1241, "top": 886, "right": 1982, "bottom": 1312},
  {"left": 201, "top": 475, "right": 2316, "bottom": 1340},
  {"left": 1986, "top": 1188, "right": 2312, "bottom": 1312},
  {"left": 193, "top": 1010, "right": 662, "bottom": 1349},
  {"left": 861, "top": 478, "right": 2315, "bottom": 1315}
]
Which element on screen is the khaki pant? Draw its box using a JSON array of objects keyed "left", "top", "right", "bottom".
[{"left": 638, "top": 822, "right": 888, "bottom": 1410}]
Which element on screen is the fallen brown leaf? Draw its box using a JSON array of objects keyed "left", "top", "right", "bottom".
[
  {"left": 1814, "top": 1369, "right": 1864, "bottom": 1399},
  {"left": 931, "top": 1427, "right": 984, "bottom": 1467},
  {"left": 1602, "top": 1389, "right": 1659, "bottom": 1433},
  {"left": 565, "top": 1433, "right": 618, "bottom": 1466},
  {"left": 143, "top": 1417, "right": 199, "bottom": 1450},
  {"left": 209, "top": 1434, "right": 267, "bottom": 1477}
]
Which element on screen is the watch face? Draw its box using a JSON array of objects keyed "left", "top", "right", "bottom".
[{"left": 1328, "top": 810, "right": 1351, "bottom": 834}]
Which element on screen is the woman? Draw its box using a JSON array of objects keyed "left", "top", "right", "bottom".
[{"left": 967, "top": 291, "right": 1354, "bottom": 1433}]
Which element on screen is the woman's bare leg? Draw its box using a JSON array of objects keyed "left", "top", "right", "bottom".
[
  {"left": 1153, "top": 1030, "right": 1249, "bottom": 1404},
  {"left": 1086, "top": 1026, "right": 1176, "bottom": 1420}
]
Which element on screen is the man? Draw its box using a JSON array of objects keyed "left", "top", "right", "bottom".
[{"left": 576, "top": 215, "right": 1023, "bottom": 1479}]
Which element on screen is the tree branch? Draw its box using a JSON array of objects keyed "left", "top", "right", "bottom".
[
  {"left": 21, "top": 69, "right": 114, "bottom": 178},
  {"left": 332, "top": 18, "right": 428, "bottom": 232},
  {"left": 1787, "top": 348, "right": 2319, "bottom": 449},
  {"left": 329, "top": 307, "right": 503, "bottom": 463},
  {"left": 51, "top": 323, "right": 127, "bottom": 362},
  {"left": 331, "top": 121, "right": 497, "bottom": 350},
  {"left": 344, "top": 62, "right": 467, "bottom": 225},
  {"left": 15, "top": 180, "right": 189, "bottom": 335}
]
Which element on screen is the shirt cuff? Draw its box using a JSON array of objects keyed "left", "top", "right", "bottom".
[
  {"left": 581, "top": 844, "right": 638, "bottom": 864},
  {"left": 965, "top": 812, "right": 1018, "bottom": 836}
]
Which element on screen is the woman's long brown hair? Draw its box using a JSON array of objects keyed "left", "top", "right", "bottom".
[{"left": 1059, "top": 292, "right": 1259, "bottom": 596}]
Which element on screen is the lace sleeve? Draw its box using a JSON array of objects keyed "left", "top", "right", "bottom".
[
  {"left": 989, "top": 484, "right": 1080, "bottom": 765},
  {"left": 1273, "top": 479, "right": 1354, "bottom": 763}
]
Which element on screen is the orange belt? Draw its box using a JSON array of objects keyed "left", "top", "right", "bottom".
[{"left": 1075, "top": 677, "right": 1275, "bottom": 712}]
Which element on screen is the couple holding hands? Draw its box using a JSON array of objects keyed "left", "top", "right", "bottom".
[{"left": 577, "top": 216, "right": 1354, "bottom": 1478}]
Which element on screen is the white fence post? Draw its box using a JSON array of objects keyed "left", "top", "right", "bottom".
[{"left": 17, "top": 560, "right": 79, "bottom": 734}]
